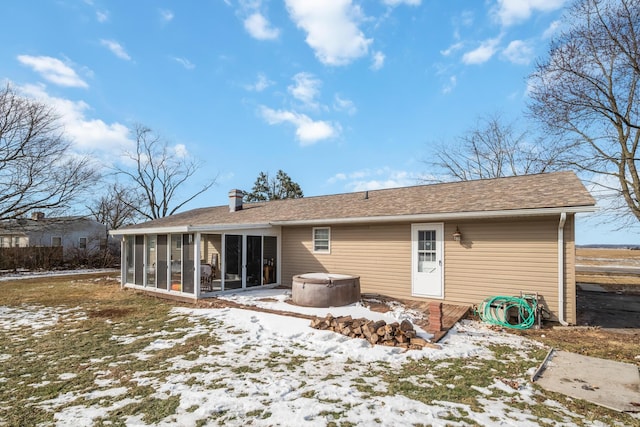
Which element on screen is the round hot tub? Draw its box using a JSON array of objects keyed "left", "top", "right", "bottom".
[{"left": 292, "top": 273, "right": 361, "bottom": 307}]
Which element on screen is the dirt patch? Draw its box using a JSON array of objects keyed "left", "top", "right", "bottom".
[
  {"left": 515, "top": 327, "right": 640, "bottom": 366},
  {"left": 577, "top": 288, "right": 640, "bottom": 328}
]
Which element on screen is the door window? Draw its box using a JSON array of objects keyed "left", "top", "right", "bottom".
[{"left": 417, "top": 230, "right": 436, "bottom": 271}]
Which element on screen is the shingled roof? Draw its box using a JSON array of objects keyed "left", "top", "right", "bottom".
[{"left": 117, "top": 171, "right": 596, "bottom": 232}]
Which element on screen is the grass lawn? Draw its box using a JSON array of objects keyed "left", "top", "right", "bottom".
[{"left": 0, "top": 273, "right": 637, "bottom": 426}]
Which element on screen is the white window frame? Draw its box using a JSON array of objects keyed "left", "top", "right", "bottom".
[{"left": 312, "top": 227, "right": 331, "bottom": 254}]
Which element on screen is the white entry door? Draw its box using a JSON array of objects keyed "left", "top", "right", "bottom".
[{"left": 411, "top": 223, "right": 444, "bottom": 298}]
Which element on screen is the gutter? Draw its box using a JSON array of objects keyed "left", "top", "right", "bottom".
[
  {"left": 271, "top": 206, "right": 596, "bottom": 227},
  {"left": 557, "top": 212, "right": 569, "bottom": 326},
  {"left": 109, "top": 223, "right": 273, "bottom": 236}
]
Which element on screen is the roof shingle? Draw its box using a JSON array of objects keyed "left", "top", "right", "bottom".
[{"left": 120, "top": 171, "right": 595, "bottom": 231}]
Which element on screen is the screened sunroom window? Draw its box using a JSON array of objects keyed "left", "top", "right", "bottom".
[{"left": 313, "top": 227, "right": 330, "bottom": 253}]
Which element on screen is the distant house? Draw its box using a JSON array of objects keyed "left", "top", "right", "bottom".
[
  {"left": 0, "top": 212, "right": 107, "bottom": 260},
  {"left": 110, "top": 172, "right": 596, "bottom": 325}
]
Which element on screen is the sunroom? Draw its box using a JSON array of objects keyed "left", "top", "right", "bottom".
[{"left": 116, "top": 226, "right": 280, "bottom": 299}]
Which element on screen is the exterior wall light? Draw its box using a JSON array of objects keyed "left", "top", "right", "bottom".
[{"left": 452, "top": 227, "right": 462, "bottom": 242}]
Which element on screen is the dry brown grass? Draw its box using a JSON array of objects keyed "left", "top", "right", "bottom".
[
  {"left": 514, "top": 327, "right": 640, "bottom": 366},
  {"left": 576, "top": 247, "right": 640, "bottom": 287},
  {"left": 576, "top": 247, "right": 640, "bottom": 265}
]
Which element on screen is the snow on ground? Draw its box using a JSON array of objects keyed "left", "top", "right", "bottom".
[
  {"left": 0, "top": 305, "right": 85, "bottom": 336},
  {"left": 0, "top": 268, "right": 119, "bottom": 281},
  {"left": 1, "top": 288, "right": 605, "bottom": 426}
]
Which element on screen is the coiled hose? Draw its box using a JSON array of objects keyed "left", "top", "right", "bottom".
[{"left": 476, "top": 296, "right": 537, "bottom": 330}]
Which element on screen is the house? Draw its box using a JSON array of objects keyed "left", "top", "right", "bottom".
[
  {"left": 0, "top": 212, "right": 107, "bottom": 260},
  {"left": 110, "top": 171, "right": 596, "bottom": 324}
]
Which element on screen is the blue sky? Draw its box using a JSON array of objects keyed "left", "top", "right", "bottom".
[{"left": 1, "top": 0, "right": 636, "bottom": 244}]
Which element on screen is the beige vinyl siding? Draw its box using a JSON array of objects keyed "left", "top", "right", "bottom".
[
  {"left": 282, "top": 224, "right": 413, "bottom": 300},
  {"left": 444, "top": 216, "right": 576, "bottom": 324},
  {"left": 201, "top": 234, "right": 221, "bottom": 271},
  {"left": 281, "top": 214, "right": 576, "bottom": 324}
]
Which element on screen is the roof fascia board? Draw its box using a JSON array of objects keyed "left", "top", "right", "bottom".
[
  {"left": 270, "top": 206, "right": 598, "bottom": 226},
  {"left": 109, "top": 206, "right": 597, "bottom": 234},
  {"left": 189, "top": 223, "right": 273, "bottom": 232},
  {"left": 109, "top": 223, "right": 273, "bottom": 236},
  {"left": 110, "top": 226, "right": 189, "bottom": 236}
]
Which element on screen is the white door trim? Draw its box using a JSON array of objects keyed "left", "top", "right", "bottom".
[{"left": 411, "top": 223, "right": 444, "bottom": 299}]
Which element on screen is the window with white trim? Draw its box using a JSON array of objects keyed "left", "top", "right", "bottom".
[
  {"left": 79, "top": 237, "right": 87, "bottom": 249},
  {"left": 313, "top": 227, "right": 330, "bottom": 253}
]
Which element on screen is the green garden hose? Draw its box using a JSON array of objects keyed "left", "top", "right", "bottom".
[{"left": 476, "top": 295, "right": 537, "bottom": 330}]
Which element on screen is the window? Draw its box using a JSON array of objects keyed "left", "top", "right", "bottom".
[
  {"left": 52, "top": 237, "right": 62, "bottom": 247},
  {"left": 417, "top": 230, "right": 436, "bottom": 271},
  {"left": 313, "top": 227, "right": 330, "bottom": 253},
  {"left": 79, "top": 237, "right": 87, "bottom": 249},
  {"left": 13, "top": 237, "right": 21, "bottom": 247}
]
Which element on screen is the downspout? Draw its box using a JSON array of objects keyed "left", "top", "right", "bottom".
[
  {"left": 195, "top": 232, "right": 201, "bottom": 299},
  {"left": 120, "top": 237, "right": 125, "bottom": 289},
  {"left": 557, "top": 213, "right": 568, "bottom": 326}
]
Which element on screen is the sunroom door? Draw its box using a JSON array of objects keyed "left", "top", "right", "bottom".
[{"left": 411, "top": 223, "right": 444, "bottom": 298}]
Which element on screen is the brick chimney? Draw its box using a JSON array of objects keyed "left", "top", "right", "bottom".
[
  {"left": 31, "top": 212, "right": 45, "bottom": 221},
  {"left": 229, "top": 189, "right": 243, "bottom": 212}
]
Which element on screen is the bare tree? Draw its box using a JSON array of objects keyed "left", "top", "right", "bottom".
[
  {"left": 0, "top": 84, "right": 98, "bottom": 220},
  {"left": 116, "top": 124, "right": 216, "bottom": 220},
  {"left": 88, "top": 182, "right": 143, "bottom": 230},
  {"left": 426, "top": 114, "right": 569, "bottom": 181},
  {"left": 528, "top": 0, "right": 640, "bottom": 222},
  {"left": 244, "top": 170, "right": 304, "bottom": 202}
]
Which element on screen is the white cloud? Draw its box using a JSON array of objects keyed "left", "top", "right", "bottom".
[
  {"left": 96, "top": 10, "right": 109, "bottom": 22},
  {"left": 285, "top": 0, "right": 372, "bottom": 66},
  {"left": 17, "top": 55, "right": 88, "bottom": 88},
  {"left": 172, "top": 57, "right": 195, "bottom": 70},
  {"left": 382, "top": 0, "right": 421, "bottom": 6},
  {"left": 493, "top": 0, "right": 566, "bottom": 27},
  {"left": 16, "top": 83, "right": 132, "bottom": 157},
  {"left": 502, "top": 39, "right": 533, "bottom": 65},
  {"left": 459, "top": 10, "right": 474, "bottom": 27},
  {"left": 327, "top": 172, "right": 347, "bottom": 183},
  {"left": 542, "top": 19, "right": 562, "bottom": 38},
  {"left": 173, "top": 144, "right": 188, "bottom": 158},
  {"left": 244, "top": 12, "right": 280, "bottom": 40},
  {"left": 371, "top": 51, "right": 385, "bottom": 70},
  {"left": 245, "top": 73, "right": 274, "bottom": 92},
  {"left": 288, "top": 72, "right": 321, "bottom": 108},
  {"left": 333, "top": 94, "right": 356, "bottom": 115},
  {"left": 461, "top": 37, "right": 501, "bottom": 64},
  {"left": 328, "top": 167, "right": 424, "bottom": 191},
  {"left": 442, "top": 75, "right": 457, "bottom": 94},
  {"left": 100, "top": 39, "right": 131, "bottom": 61},
  {"left": 440, "top": 41, "right": 464, "bottom": 57},
  {"left": 160, "top": 9, "right": 174, "bottom": 22},
  {"left": 259, "top": 106, "right": 339, "bottom": 145}
]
